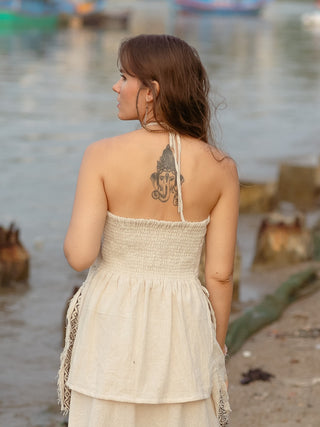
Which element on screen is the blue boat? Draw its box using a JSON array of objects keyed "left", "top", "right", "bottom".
[
  {"left": 53, "top": 0, "right": 106, "bottom": 16},
  {"left": 174, "top": 0, "right": 272, "bottom": 15}
]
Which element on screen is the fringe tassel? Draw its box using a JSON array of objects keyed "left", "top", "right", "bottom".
[
  {"left": 57, "top": 285, "right": 84, "bottom": 415},
  {"left": 211, "top": 369, "right": 231, "bottom": 427},
  {"left": 201, "top": 285, "right": 231, "bottom": 426}
]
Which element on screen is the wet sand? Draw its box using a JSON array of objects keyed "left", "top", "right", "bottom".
[
  {"left": 228, "top": 268, "right": 320, "bottom": 427},
  {"left": 228, "top": 213, "right": 320, "bottom": 425}
]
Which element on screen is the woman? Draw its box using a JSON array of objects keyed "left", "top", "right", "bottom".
[{"left": 58, "top": 34, "right": 239, "bottom": 427}]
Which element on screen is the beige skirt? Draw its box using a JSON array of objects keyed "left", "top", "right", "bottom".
[{"left": 68, "top": 390, "right": 220, "bottom": 427}]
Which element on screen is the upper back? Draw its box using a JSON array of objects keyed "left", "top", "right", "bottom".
[{"left": 96, "top": 128, "right": 230, "bottom": 222}]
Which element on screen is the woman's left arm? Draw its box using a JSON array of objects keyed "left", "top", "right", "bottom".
[
  {"left": 205, "top": 158, "right": 239, "bottom": 352},
  {"left": 64, "top": 142, "right": 108, "bottom": 271}
]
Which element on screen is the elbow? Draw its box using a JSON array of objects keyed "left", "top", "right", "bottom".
[
  {"left": 205, "top": 270, "right": 234, "bottom": 287},
  {"left": 63, "top": 243, "right": 94, "bottom": 272},
  {"left": 66, "top": 259, "right": 89, "bottom": 272}
]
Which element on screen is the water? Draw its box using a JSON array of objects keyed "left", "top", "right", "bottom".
[{"left": 0, "top": 2, "right": 320, "bottom": 425}]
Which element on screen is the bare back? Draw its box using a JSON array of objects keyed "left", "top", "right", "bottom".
[
  {"left": 99, "top": 128, "right": 227, "bottom": 222},
  {"left": 64, "top": 126, "right": 239, "bottom": 354}
]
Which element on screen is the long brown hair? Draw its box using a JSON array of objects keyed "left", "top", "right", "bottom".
[{"left": 118, "top": 34, "right": 216, "bottom": 144}]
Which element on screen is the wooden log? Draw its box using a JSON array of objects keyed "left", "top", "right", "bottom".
[
  {"left": 226, "top": 268, "right": 319, "bottom": 356},
  {"left": 0, "top": 224, "right": 29, "bottom": 287},
  {"left": 252, "top": 211, "right": 313, "bottom": 270},
  {"left": 277, "top": 163, "right": 320, "bottom": 210},
  {"left": 239, "top": 181, "right": 277, "bottom": 213}
]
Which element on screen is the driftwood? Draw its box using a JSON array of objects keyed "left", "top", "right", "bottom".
[
  {"left": 226, "top": 268, "right": 319, "bottom": 356},
  {"left": 252, "top": 211, "right": 313, "bottom": 270},
  {"left": 239, "top": 181, "right": 277, "bottom": 213},
  {"left": 277, "top": 163, "right": 320, "bottom": 210},
  {"left": 0, "top": 223, "right": 29, "bottom": 287}
]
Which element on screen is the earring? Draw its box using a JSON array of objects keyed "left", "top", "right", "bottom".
[{"left": 143, "top": 105, "right": 149, "bottom": 126}]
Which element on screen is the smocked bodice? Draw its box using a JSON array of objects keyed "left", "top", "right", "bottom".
[
  {"left": 99, "top": 212, "right": 210, "bottom": 279},
  {"left": 59, "top": 132, "right": 230, "bottom": 426}
]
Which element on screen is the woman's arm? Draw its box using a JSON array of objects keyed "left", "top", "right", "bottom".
[
  {"left": 64, "top": 142, "right": 108, "bottom": 271},
  {"left": 205, "top": 158, "right": 239, "bottom": 352}
]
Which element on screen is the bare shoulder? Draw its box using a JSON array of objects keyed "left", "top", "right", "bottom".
[
  {"left": 83, "top": 129, "right": 141, "bottom": 158},
  {"left": 201, "top": 142, "right": 236, "bottom": 173},
  {"left": 186, "top": 137, "right": 238, "bottom": 180},
  {"left": 198, "top": 144, "right": 239, "bottom": 197}
]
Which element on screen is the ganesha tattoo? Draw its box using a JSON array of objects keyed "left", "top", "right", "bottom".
[{"left": 150, "top": 144, "right": 184, "bottom": 206}]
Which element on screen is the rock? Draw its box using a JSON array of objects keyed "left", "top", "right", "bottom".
[
  {"left": 199, "top": 244, "right": 241, "bottom": 303},
  {"left": 240, "top": 181, "right": 277, "bottom": 213},
  {"left": 0, "top": 224, "right": 29, "bottom": 287},
  {"left": 277, "top": 163, "right": 320, "bottom": 210},
  {"left": 252, "top": 210, "right": 313, "bottom": 270},
  {"left": 241, "top": 368, "right": 274, "bottom": 385}
]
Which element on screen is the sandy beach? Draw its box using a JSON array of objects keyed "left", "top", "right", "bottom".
[{"left": 227, "top": 261, "right": 320, "bottom": 427}]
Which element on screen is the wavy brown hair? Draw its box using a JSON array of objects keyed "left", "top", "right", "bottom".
[{"left": 118, "top": 34, "right": 216, "bottom": 145}]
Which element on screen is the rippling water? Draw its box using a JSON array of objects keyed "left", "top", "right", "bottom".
[{"left": 0, "top": 1, "right": 319, "bottom": 425}]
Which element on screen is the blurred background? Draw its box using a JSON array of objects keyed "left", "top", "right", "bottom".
[{"left": 0, "top": 0, "right": 320, "bottom": 425}]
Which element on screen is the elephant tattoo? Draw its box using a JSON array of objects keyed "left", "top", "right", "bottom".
[{"left": 150, "top": 144, "right": 184, "bottom": 205}]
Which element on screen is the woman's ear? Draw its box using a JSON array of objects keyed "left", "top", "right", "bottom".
[{"left": 145, "top": 80, "right": 160, "bottom": 102}]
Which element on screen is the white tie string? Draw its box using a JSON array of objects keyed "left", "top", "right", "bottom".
[{"left": 169, "top": 133, "right": 185, "bottom": 222}]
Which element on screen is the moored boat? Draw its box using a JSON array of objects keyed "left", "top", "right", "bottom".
[
  {"left": 0, "top": 0, "right": 58, "bottom": 30},
  {"left": 174, "top": 0, "right": 272, "bottom": 15},
  {"left": 56, "top": 0, "right": 129, "bottom": 30}
]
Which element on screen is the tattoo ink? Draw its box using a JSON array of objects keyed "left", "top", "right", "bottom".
[{"left": 150, "top": 144, "right": 184, "bottom": 205}]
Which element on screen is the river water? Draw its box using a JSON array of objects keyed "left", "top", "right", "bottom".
[{"left": 0, "top": 1, "right": 319, "bottom": 425}]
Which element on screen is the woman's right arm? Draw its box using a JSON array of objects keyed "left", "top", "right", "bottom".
[
  {"left": 205, "top": 158, "right": 239, "bottom": 353},
  {"left": 64, "top": 141, "right": 108, "bottom": 272}
]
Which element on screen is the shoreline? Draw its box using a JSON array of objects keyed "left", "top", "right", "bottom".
[
  {"left": 228, "top": 209, "right": 320, "bottom": 425},
  {"left": 227, "top": 278, "right": 320, "bottom": 426}
]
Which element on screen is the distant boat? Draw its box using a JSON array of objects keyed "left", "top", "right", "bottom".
[
  {"left": 55, "top": 0, "right": 124, "bottom": 29},
  {"left": 0, "top": 0, "right": 58, "bottom": 30},
  {"left": 174, "top": 0, "right": 272, "bottom": 15},
  {"left": 54, "top": 0, "right": 106, "bottom": 16}
]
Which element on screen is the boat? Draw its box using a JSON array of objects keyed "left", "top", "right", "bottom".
[
  {"left": 57, "top": 0, "right": 129, "bottom": 29},
  {"left": 174, "top": 0, "right": 272, "bottom": 15},
  {"left": 54, "top": 0, "right": 106, "bottom": 16},
  {"left": 0, "top": 0, "right": 58, "bottom": 30}
]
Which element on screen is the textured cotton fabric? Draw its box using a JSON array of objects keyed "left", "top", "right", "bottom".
[
  {"left": 68, "top": 390, "right": 220, "bottom": 427},
  {"left": 59, "top": 212, "right": 230, "bottom": 425},
  {"left": 68, "top": 213, "right": 214, "bottom": 401},
  {"left": 59, "top": 133, "right": 231, "bottom": 426}
]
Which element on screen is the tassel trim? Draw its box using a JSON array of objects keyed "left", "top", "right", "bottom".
[{"left": 57, "top": 285, "right": 85, "bottom": 415}]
